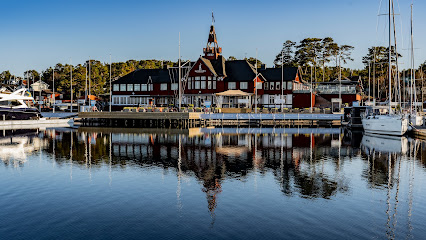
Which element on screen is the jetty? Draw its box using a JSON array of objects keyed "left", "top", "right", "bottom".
[{"left": 78, "top": 112, "right": 343, "bottom": 128}]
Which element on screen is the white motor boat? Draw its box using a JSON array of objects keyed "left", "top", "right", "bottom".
[{"left": 0, "top": 87, "right": 40, "bottom": 120}]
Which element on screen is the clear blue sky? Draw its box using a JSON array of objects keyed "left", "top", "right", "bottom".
[{"left": 1, "top": 0, "right": 424, "bottom": 76}]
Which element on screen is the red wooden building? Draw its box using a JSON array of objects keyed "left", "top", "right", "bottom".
[{"left": 111, "top": 21, "right": 314, "bottom": 110}]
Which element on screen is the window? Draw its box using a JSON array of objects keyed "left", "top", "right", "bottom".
[
  {"left": 113, "top": 84, "right": 119, "bottom": 91},
  {"left": 195, "top": 81, "right": 200, "bottom": 89},
  {"left": 141, "top": 84, "right": 147, "bottom": 91},
  {"left": 208, "top": 81, "right": 212, "bottom": 89},
  {"left": 195, "top": 76, "right": 200, "bottom": 80},
  {"left": 269, "top": 95, "right": 275, "bottom": 104},
  {"left": 270, "top": 82, "right": 275, "bottom": 90},
  {"left": 256, "top": 82, "right": 262, "bottom": 90},
  {"left": 171, "top": 83, "right": 178, "bottom": 90},
  {"left": 127, "top": 84, "right": 133, "bottom": 91},
  {"left": 148, "top": 84, "right": 153, "bottom": 91},
  {"left": 212, "top": 76, "right": 216, "bottom": 80},
  {"left": 113, "top": 96, "right": 119, "bottom": 104},
  {"left": 276, "top": 82, "right": 281, "bottom": 90},
  {"left": 188, "top": 78, "right": 192, "bottom": 90},
  {"left": 228, "top": 82, "right": 236, "bottom": 90},
  {"left": 287, "top": 81, "right": 293, "bottom": 90},
  {"left": 120, "top": 96, "right": 126, "bottom": 105},
  {"left": 120, "top": 84, "right": 126, "bottom": 91},
  {"left": 283, "top": 82, "right": 287, "bottom": 90},
  {"left": 134, "top": 84, "right": 140, "bottom": 91},
  {"left": 213, "top": 81, "right": 216, "bottom": 89},
  {"left": 161, "top": 83, "right": 167, "bottom": 91},
  {"left": 264, "top": 82, "right": 268, "bottom": 90},
  {"left": 201, "top": 76, "right": 206, "bottom": 80},
  {"left": 201, "top": 81, "right": 206, "bottom": 89},
  {"left": 208, "top": 76, "right": 212, "bottom": 81},
  {"left": 240, "top": 82, "right": 248, "bottom": 89}
]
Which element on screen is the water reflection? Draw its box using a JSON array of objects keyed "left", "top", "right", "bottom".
[{"left": 2, "top": 127, "right": 426, "bottom": 239}]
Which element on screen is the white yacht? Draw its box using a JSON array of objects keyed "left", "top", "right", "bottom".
[{"left": 0, "top": 87, "right": 41, "bottom": 120}]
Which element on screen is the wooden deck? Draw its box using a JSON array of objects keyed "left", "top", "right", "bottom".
[
  {"left": 78, "top": 112, "right": 201, "bottom": 120},
  {"left": 78, "top": 111, "right": 343, "bottom": 128}
]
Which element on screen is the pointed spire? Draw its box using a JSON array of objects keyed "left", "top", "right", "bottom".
[{"left": 203, "top": 14, "right": 222, "bottom": 60}]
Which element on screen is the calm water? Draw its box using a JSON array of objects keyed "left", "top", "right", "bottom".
[{"left": 1, "top": 127, "right": 426, "bottom": 240}]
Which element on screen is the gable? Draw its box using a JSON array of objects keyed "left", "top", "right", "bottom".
[{"left": 188, "top": 58, "right": 215, "bottom": 76}]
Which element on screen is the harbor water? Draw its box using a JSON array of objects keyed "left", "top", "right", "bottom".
[{"left": 1, "top": 127, "right": 426, "bottom": 239}]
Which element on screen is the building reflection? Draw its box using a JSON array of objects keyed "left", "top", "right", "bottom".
[{"left": 3, "top": 127, "right": 425, "bottom": 216}]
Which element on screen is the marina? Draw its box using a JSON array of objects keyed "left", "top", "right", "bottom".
[{"left": 2, "top": 0, "right": 426, "bottom": 239}]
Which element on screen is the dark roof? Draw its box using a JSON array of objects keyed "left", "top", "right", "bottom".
[
  {"left": 258, "top": 67, "right": 298, "bottom": 82},
  {"left": 200, "top": 56, "right": 226, "bottom": 77},
  {"left": 114, "top": 68, "right": 171, "bottom": 84},
  {"left": 224, "top": 60, "right": 257, "bottom": 82}
]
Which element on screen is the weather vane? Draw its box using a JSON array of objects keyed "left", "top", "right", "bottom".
[{"left": 212, "top": 11, "right": 215, "bottom": 25}]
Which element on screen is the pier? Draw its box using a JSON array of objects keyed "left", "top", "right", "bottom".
[{"left": 78, "top": 112, "right": 343, "bottom": 128}]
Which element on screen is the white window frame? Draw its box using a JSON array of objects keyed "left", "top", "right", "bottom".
[
  {"left": 276, "top": 82, "right": 280, "bottom": 90},
  {"left": 201, "top": 81, "right": 206, "bottom": 89},
  {"left": 160, "top": 83, "right": 168, "bottom": 91},
  {"left": 120, "top": 84, "right": 126, "bottom": 91},
  {"left": 134, "top": 84, "right": 140, "bottom": 91},
  {"left": 141, "top": 84, "right": 147, "bottom": 91},
  {"left": 188, "top": 79, "right": 192, "bottom": 90},
  {"left": 195, "top": 81, "right": 200, "bottom": 89},
  {"left": 240, "top": 82, "right": 248, "bottom": 90},
  {"left": 270, "top": 82, "right": 274, "bottom": 90},
  {"left": 287, "top": 81, "right": 293, "bottom": 90},
  {"left": 171, "top": 83, "right": 178, "bottom": 90},
  {"left": 228, "top": 82, "right": 236, "bottom": 90},
  {"left": 127, "top": 84, "right": 133, "bottom": 91},
  {"left": 256, "top": 82, "right": 262, "bottom": 90},
  {"left": 113, "top": 84, "right": 119, "bottom": 91}
]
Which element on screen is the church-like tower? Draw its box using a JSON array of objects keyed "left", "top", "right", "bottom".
[{"left": 203, "top": 16, "right": 222, "bottom": 60}]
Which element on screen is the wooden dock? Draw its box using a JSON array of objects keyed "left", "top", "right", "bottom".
[{"left": 78, "top": 112, "right": 343, "bottom": 128}]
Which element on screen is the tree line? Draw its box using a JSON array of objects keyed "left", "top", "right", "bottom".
[
  {"left": 0, "top": 60, "right": 176, "bottom": 99},
  {"left": 1, "top": 37, "right": 426, "bottom": 101}
]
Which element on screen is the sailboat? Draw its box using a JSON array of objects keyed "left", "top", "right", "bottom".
[{"left": 362, "top": 0, "right": 408, "bottom": 136}]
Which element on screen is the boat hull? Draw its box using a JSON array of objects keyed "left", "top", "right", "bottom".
[
  {"left": 0, "top": 107, "right": 40, "bottom": 120},
  {"left": 362, "top": 115, "right": 408, "bottom": 136}
]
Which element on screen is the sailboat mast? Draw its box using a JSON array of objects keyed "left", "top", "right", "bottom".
[
  {"left": 388, "top": 0, "right": 392, "bottom": 114},
  {"left": 178, "top": 32, "right": 182, "bottom": 110},
  {"left": 410, "top": 4, "right": 414, "bottom": 113}
]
